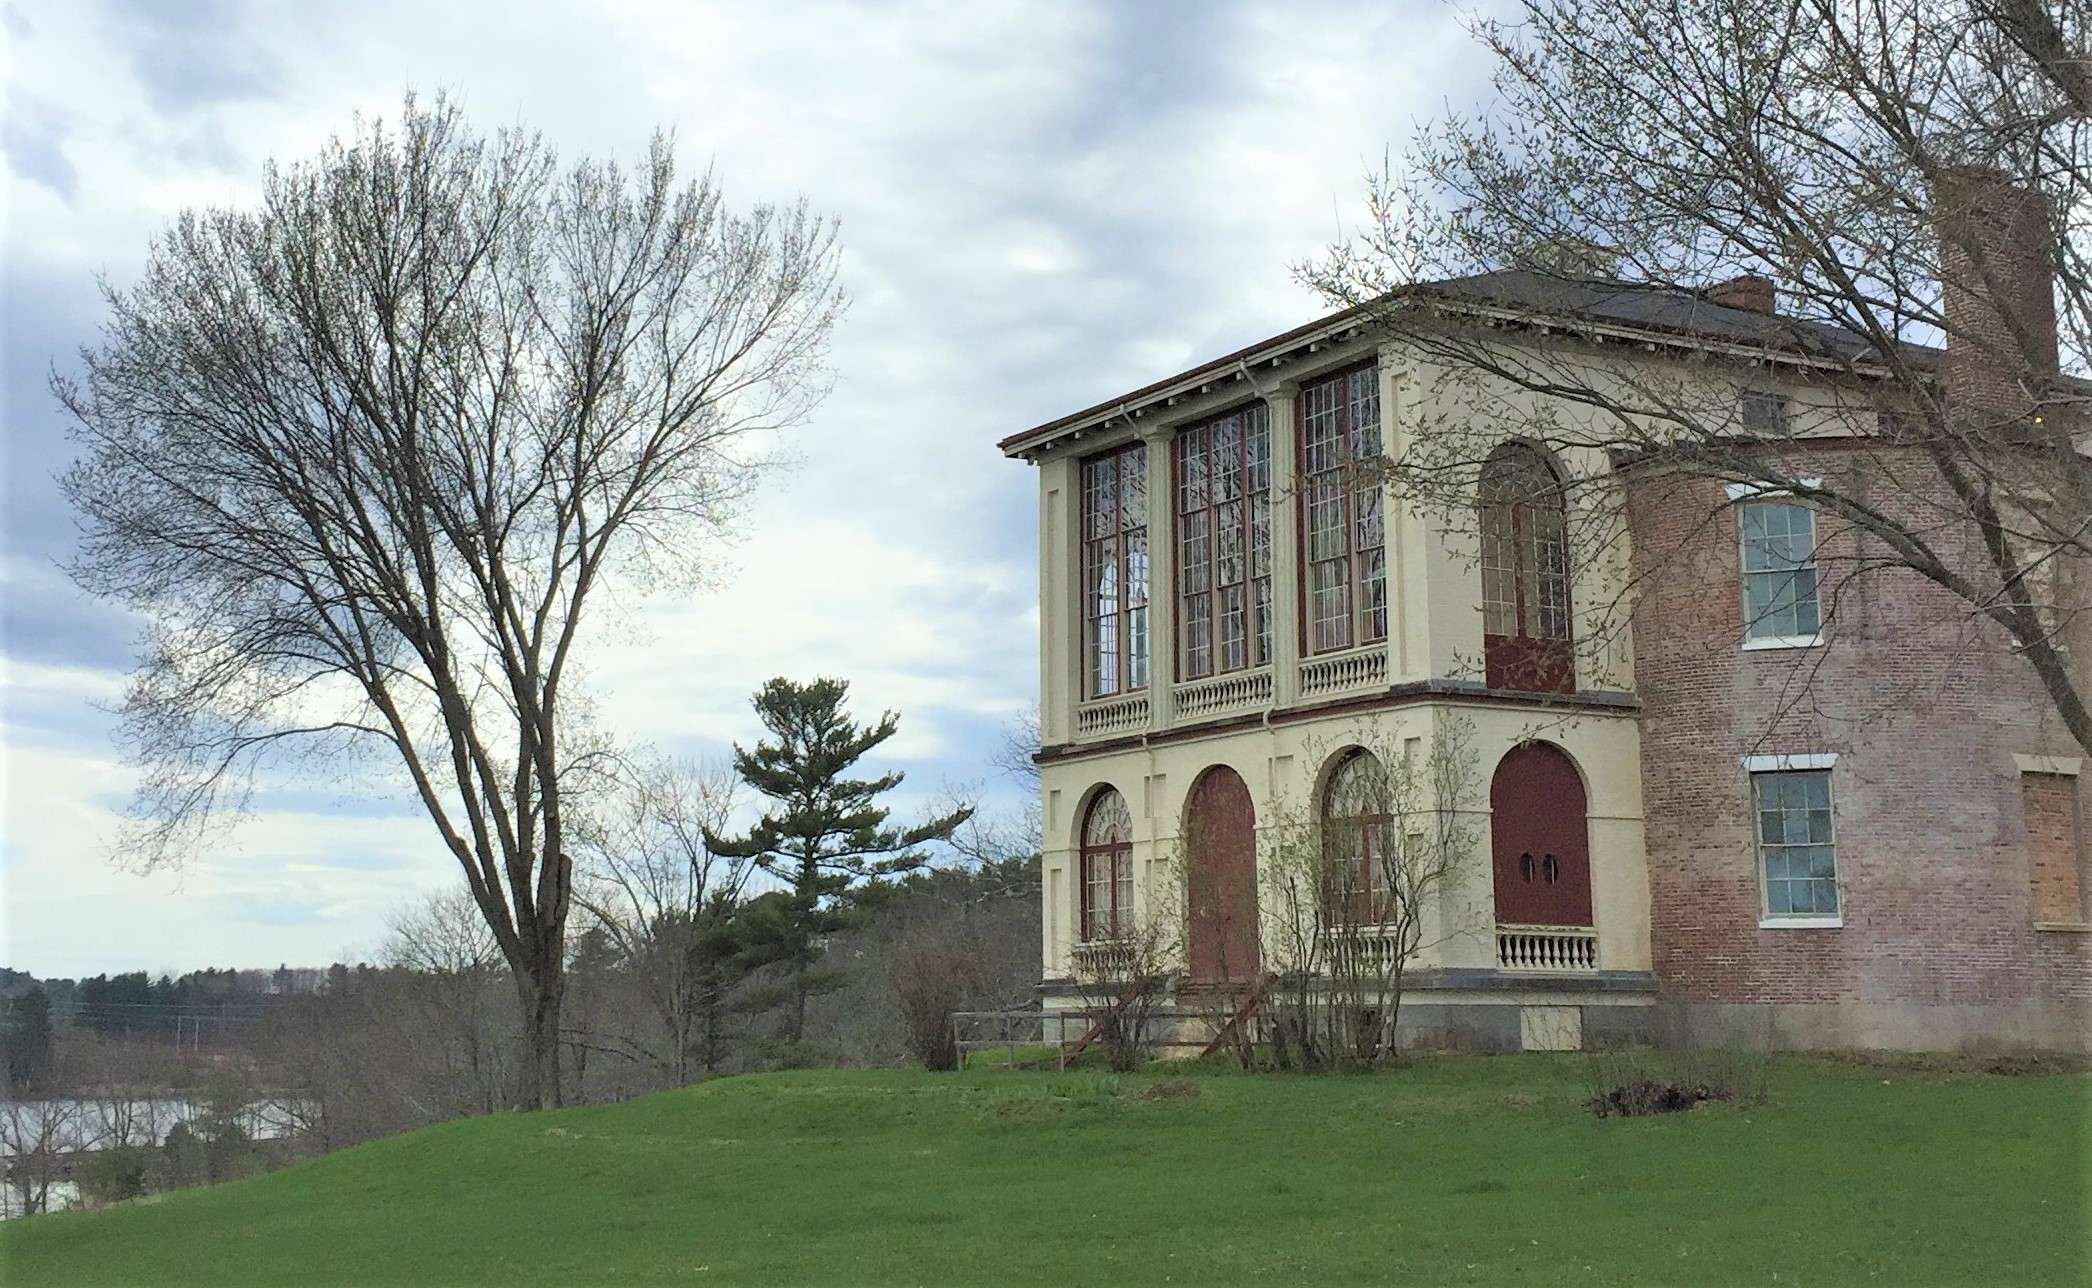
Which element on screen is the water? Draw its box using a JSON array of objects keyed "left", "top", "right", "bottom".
[{"left": 0, "top": 1096, "right": 308, "bottom": 1218}]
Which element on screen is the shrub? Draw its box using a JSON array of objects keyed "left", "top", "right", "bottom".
[{"left": 76, "top": 1145, "right": 151, "bottom": 1207}]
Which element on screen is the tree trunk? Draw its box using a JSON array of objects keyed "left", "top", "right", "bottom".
[{"left": 516, "top": 955, "right": 565, "bottom": 1111}]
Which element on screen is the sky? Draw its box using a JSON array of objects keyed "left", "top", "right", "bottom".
[{"left": 0, "top": 0, "right": 1488, "bottom": 979}]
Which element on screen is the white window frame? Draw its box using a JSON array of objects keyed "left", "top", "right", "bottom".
[
  {"left": 1727, "top": 480, "right": 1825, "bottom": 651},
  {"left": 1742, "top": 753, "right": 1843, "bottom": 928}
]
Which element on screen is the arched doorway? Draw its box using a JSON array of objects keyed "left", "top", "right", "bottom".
[
  {"left": 1185, "top": 765, "right": 1260, "bottom": 982},
  {"left": 1489, "top": 742, "right": 1593, "bottom": 926}
]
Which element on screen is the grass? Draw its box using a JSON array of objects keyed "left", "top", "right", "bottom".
[{"left": 4, "top": 1055, "right": 2086, "bottom": 1286}]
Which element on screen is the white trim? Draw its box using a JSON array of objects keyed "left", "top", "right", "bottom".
[
  {"left": 1742, "top": 752, "right": 1838, "bottom": 772},
  {"left": 1741, "top": 632, "right": 1824, "bottom": 652},
  {"left": 1725, "top": 476, "right": 1823, "bottom": 501},
  {"left": 2015, "top": 753, "right": 2083, "bottom": 777},
  {"left": 1760, "top": 916, "right": 1844, "bottom": 930}
]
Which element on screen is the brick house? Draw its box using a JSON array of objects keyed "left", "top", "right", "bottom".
[{"left": 1000, "top": 225, "right": 2089, "bottom": 1052}]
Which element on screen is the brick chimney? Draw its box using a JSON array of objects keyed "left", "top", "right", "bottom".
[
  {"left": 1707, "top": 274, "right": 1777, "bottom": 314},
  {"left": 1933, "top": 167, "right": 2060, "bottom": 427}
]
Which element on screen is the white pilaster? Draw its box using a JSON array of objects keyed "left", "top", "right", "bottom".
[
  {"left": 1268, "top": 383, "right": 1301, "bottom": 707},
  {"left": 1038, "top": 454, "right": 1076, "bottom": 745},
  {"left": 1380, "top": 345, "right": 1430, "bottom": 684},
  {"left": 1141, "top": 426, "right": 1175, "bottom": 731}
]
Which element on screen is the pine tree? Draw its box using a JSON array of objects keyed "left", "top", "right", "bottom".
[{"left": 706, "top": 678, "right": 973, "bottom": 1045}]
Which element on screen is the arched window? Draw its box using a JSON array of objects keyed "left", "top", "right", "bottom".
[
  {"left": 1080, "top": 789, "right": 1134, "bottom": 941},
  {"left": 1322, "top": 751, "right": 1393, "bottom": 924},
  {"left": 1479, "top": 444, "right": 1573, "bottom": 693}
]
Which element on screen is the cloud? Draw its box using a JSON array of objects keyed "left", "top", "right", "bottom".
[{"left": 0, "top": 0, "right": 1490, "bottom": 976}]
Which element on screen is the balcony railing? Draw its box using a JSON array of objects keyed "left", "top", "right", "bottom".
[
  {"left": 1495, "top": 924, "right": 1598, "bottom": 972},
  {"left": 1069, "top": 938, "right": 1139, "bottom": 979},
  {"left": 1298, "top": 647, "right": 1388, "bottom": 699},
  {"left": 1173, "top": 668, "right": 1274, "bottom": 721},
  {"left": 1073, "top": 693, "right": 1149, "bottom": 739}
]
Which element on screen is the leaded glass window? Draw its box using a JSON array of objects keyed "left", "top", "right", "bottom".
[
  {"left": 1299, "top": 365, "right": 1386, "bottom": 654},
  {"left": 1082, "top": 445, "right": 1148, "bottom": 696},
  {"left": 1080, "top": 789, "right": 1134, "bottom": 941},
  {"left": 1175, "top": 404, "right": 1272, "bottom": 679}
]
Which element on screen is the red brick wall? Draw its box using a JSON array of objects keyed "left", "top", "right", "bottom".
[
  {"left": 2023, "top": 773, "right": 2087, "bottom": 926},
  {"left": 1626, "top": 450, "right": 2090, "bottom": 1024}
]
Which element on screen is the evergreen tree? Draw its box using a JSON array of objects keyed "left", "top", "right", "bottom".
[
  {"left": 706, "top": 677, "right": 973, "bottom": 1045},
  {"left": 2, "top": 988, "right": 54, "bottom": 1090}
]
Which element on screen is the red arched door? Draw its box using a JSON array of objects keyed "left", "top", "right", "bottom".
[
  {"left": 1489, "top": 743, "right": 1593, "bottom": 927},
  {"left": 1186, "top": 766, "right": 1260, "bottom": 982}
]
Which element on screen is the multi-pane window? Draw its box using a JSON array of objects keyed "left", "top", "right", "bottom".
[
  {"left": 1741, "top": 391, "right": 1788, "bottom": 434},
  {"left": 1479, "top": 444, "right": 1573, "bottom": 692},
  {"left": 1740, "top": 499, "right": 1820, "bottom": 642},
  {"left": 1082, "top": 445, "right": 1149, "bottom": 697},
  {"left": 1080, "top": 789, "right": 1134, "bottom": 941},
  {"left": 1175, "top": 404, "right": 1272, "bottom": 679},
  {"left": 1300, "top": 365, "right": 1386, "bottom": 654},
  {"left": 1754, "top": 770, "right": 1839, "bottom": 918},
  {"left": 1323, "top": 751, "right": 1392, "bottom": 924}
]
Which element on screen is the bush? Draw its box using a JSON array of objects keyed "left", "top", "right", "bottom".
[
  {"left": 1584, "top": 1035, "right": 1771, "bottom": 1118},
  {"left": 76, "top": 1144, "right": 151, "bottom": 1207}
]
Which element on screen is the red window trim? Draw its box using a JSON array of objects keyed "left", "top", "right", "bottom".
[
  {"left": 1296, "top": 361, "right": 1388, "bottom": 657},
  {"left": 1171, "top": 402, "right": 1273, "bottom": 683}
]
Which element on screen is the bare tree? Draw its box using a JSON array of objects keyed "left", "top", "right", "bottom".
[
  {"left": 0, "top": 1098, "right": 80, "bottom": 1217},
  {"left": 1258, "top": 720, "right": 1485, "bottom": 1069},
  {"left": 1066, "top": 884, "right": 1182, "bottom": 1073},
  {"left": 385, "top": 889, "right": 514, "bottom": 1115},
  {"left": 572, "top": 753, "right": 753, "bottom": 1084},
  {"left": 57, "top": 95, "right": 844, "bottom": 1107},
  {"left": 1303, "top": 0, "right": 2092, "bottom": 754}
]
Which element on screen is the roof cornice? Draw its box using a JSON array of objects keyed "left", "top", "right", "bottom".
[{"left": 999, "top": 287, "right": 1919, "bottom": 462}]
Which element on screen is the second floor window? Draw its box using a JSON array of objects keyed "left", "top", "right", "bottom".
[
  {"left": 1739, "top": 499, "right": 1820, "bottom": 643},
  {"left": 1175, "top": 404, "right": 1272, "bottom": 680},
  {"left": 1082, "top": 444, "right": 1149, "bottom": 698},
  {"left": 1480, "top": 443, "right": 1574, "bottom": 693},
  {"left": 1301, "top": 365, "right": 1387, "bottom": 654}
]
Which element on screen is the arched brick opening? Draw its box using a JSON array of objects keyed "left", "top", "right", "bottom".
[
  {"left": 1184, "top": 765, "right": 1260, "bottom": 982},
  {"left": 1489, "top": 741, "right": 1593, "bottom": 927}
]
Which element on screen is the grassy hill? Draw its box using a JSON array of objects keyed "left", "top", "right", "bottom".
[{"left": 3, "top": 1055, "right": 2085, "bottom": 1286}]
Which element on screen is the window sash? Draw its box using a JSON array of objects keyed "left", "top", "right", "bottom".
[
  {"left": 1299, "top": 366, "right": 1387, "bottom": 655},
  {"left": 1082, "top": 445, "right": 1149, "bottom": 697},
  {"left": 1175, "top": 406, "right": 1272, "bottom": 680},
  {"left": 1080, "top": 844, "right": 1133, "bottom": 940},
  {"left": 1739, "top": 500, "right": 1821, "bottom": 641},
  {"left": 1481, "top": 451, "right": 1571, "bottom": 643},
  {"left": 1753, "top": 770, "right": 1839, "bottom": 917}
]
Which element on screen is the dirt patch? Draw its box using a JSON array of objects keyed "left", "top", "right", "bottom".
[
  {"left": 1134, "top": 1079, "right": 1201, "bottom": 1103},
  {"left": 1589, "top": 1079, "right": 1726, "bottom": 1117}
]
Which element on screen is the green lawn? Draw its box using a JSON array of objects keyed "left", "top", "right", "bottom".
[{"left": 5, "top": 1056, "right": 2087, "bottom": 1286}]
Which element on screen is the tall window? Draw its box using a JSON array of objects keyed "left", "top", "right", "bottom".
[
  {"left": 1739, "top": 499, "right": 1820, "bottom": 643},
  {"left": 1082, "top": 444, "right": 1148, "bottom": 697},
  {"left": 1754, "top": 769, "right": 1838, "bottom": 919},
  {"left": 1080, "top": 789, "right": 1134, "bottom": 941},
  {"left": 1479, "top": 443, "right": 1573, "bottom": 693},
  {"left": 1176, "top": 404, "right": 1272, "bottom": 679},
  {"left": 1323, "top": 751, "right": 1392, "bottom": 924},
  {"left": 1300, "top": 365, "right": 1386, "bottom": 654}
]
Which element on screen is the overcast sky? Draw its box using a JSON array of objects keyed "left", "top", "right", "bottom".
[{"left": 0, "top": 0, "right": 1489, "bottom": 978}]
